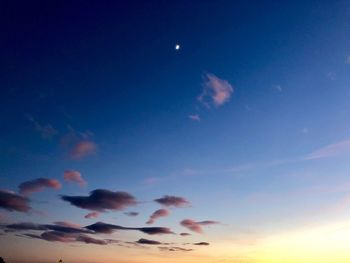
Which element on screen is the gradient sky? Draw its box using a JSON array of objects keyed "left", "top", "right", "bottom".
[{"left": 1, "top": 1, "right": 350, "bottom": 262}]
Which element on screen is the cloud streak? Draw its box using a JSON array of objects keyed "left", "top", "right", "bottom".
[
  {"left": 61, "top": 189, "right": 137, "bottom": 212},
  {"left": 198, "top": 73, "right": 234, "bottom": 107},
  {"left": 19, "top": 178, "right": 61, "bottom": 195},
  {"left": 304, "top": 139, "right": 350, "bottom": 160}
]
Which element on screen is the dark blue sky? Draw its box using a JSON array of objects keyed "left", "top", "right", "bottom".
[{"left": 1, "top": 1, "right": 350, "bottom": 262}]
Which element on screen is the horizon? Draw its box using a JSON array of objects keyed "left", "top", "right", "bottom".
[{"left": 1, "top": 1, "right": 350, "bottom": 262}]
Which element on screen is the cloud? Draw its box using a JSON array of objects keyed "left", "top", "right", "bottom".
[
  {"left": 19, "top": 178, "right": 61, "bottom": 195},
  {"left": 188, "top": 114, "right": 200, "bottom": 122},
  {"left": 180, "top": 219, "right": 219, "bottom": 234},
  {"left": 5, "top": 222, "right": 91, "bottom": 234},
  {"left": 193, "top": 242, "right": 210, "bottom": 245},
  {"left": 154, "top": 195, "right": 190, "bottom": 208},
  {"left": 53, "top": 221, "right": 82, "bottom": 229},
  {"left": 136, "top": 238, "right": 162, "bottom": 245},
  {"left": 304, "top": 139, "right": 350, "bottom": 160},
  {"left": 0, "top": 190, "right": 31, "bottom": 212},
  {"left": 61, "top": 189, "right": 137, "bottom": 211},
  {"left": 84, "top": 212, "right": 100, "bottom": 219},
  {"left": 180, "top": 232, "right": 191, "bottom": 236},
  {"left": 124, "top": 212, "right": 139, "bottom": 217},
  {"left": 70, "top": 140, "right": 97, "bottom": 159},
  {"left": 63, "top": 170, "right": 87, "bottom": 186},
  {"left": 198, "top": 73, "right": 234, "bottom": 107},
  {"left": 85, "top": 222, "right": 174, "bottom": 235},
  {"left": 146, "top": 209, "right": 169, "bottom": 225},
  {"left": 26, "top": 115, "right": 58, "bottom": 139},
  {"left": 158, "top": 246, "right": 193, "bottom": 252},
  {"left": 25, "top": 231, "right": 108, "bottom": 245}
]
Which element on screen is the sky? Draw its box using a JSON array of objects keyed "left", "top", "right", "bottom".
[{"left": 1, "top": 1, "right": 350, "bottom": 262}]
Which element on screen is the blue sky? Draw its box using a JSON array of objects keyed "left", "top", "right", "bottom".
[{"left": 1, "top": 1, "right": 350, "bottom": 262}]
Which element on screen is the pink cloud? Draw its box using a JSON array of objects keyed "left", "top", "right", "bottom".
[
  {"left": 188, "top": 114, "right": 200, "bottom": 122},
  {"left": 0, "top": 190, "right": 31, "bottom": 212},
  {"left": 70, "top": 140, "right": 97, "bottom": 159},
  {"left": 19, "top": 178, "right": 61, "bottom": 195},
  {"left": 64, "top": 170, "right": 87, "bottom": 187},
  {"left": 84, "top": 211, "right": 100, "bottom": 219},
  {"left": 54, "top": 221, "right": 82, "bottom": 229},
  {"left": 198, "top": 73, "right": 234, "bottom": 107},
  {"left": 146, "top": 209, "right": 170, "bottom": 224},
  {"left": 180, "top": 219, "right": 219, "bottom": 234}
]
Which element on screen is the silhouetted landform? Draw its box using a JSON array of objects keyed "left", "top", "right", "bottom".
[{"left": 0, "top": 257, "right": 6, "bottom": 263}]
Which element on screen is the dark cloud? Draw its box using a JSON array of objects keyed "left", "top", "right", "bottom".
[
  {"left": 146, "top": 209, "right": 169, "bottom": 224},
  {"left": 136, "top": 238, "right": 162, "bottom": 245},
  {"left": 193, "top": 242, "right": 210, "bottom": 246},
  {"left": 5, "top": 222, "right": 91, "bottom": 234},
  {"left": 85, "top": 222, "right": 174, "bottom": 235},
  {"left": 180, "top": 219, "right": 219, "bottom": 234},
  {"left": 0, "top": 190, "right": 31, "bottom": 212},
  {"left": 25, "top": 231, "right": 108, "bottom": 245},
  {"left": 124, "top": 212, "right": 139, "bottom": 217},
  {"left": 61, "top": 189, "right": 137, "bottom": 211},
  {"left": 19, "top": 178, "right": 61, "bottom": 195},
  {"left": 26, "top": 115, "right": 58, "bottom": 139},
  {"left": 158, "top": 246, "right": 193, "bottom": 252},
  {"left": 180, "top": 232, "right": 191, "bottom": 236},
  {"left": 154, "top": 195, "right": 190, "bottom": 207}
]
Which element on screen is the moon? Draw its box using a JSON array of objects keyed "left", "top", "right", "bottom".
[{"left": 175, "top": 44, "right": 181, "bottom": 50}]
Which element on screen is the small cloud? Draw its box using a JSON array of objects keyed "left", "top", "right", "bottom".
[
  {"left": 63, "top": 170, "right": 87, "bottom": 187},
  {"left": 61, "top": 189, "right": 137, "bottom": 212},
  {"left": 193, "top": 242, "right": 210, "bottom": 246},
  {"left": 158, "top": 246, "right": 193, "bottom": 252},
  {"left": 346, "top": 55, "right": 350, "bottom": 64},
  {"left": 0, "top": 190, "right": 31, "bottom": 213},
  {"left": 19, "top": 178, "right": 61, "bottom": 195},
  {"left": 327, "top": 72, "right": 336, "bottom": 80},
  {"left": 124, "top": 212, "right": 139, "bottom": 217},
  {"left": 26, "top": 115, "right": 58, "bottom": 139},
  {"left": 146, "top": 209, "right": 169, "bottom": 225},
  {"left": 301, "top": 127, "right": 309, "bottom": 134},
  {"left": 180, "top": 232, "right": 191, "bottom": 236},
  {"left": 180, "top": 219, "right": 219, "bottom": 234},
  {"left": 53, "top": 221, "right": 82, "bottom": 229},
  {"left": 188, "top": 114, "right": 200, "bottom": 122},
  {"left": 154, "top": 195, "right": 190, "bottom": 208},
  {"left": 70, "top": 140, "right": 97, "bottom": 160},
  {"left": 136, "top": 238, "right": 162, "bottom": 245},
  {"left": 84, "top": 212, "right": 100, "bottom": 219},
  {"left": 273, "top": 85, "right": 282, "bottom": 92},
  {"left": 197, "top": 73, "right": 234, "bottom": 107}
]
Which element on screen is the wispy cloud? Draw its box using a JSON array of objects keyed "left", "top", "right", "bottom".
[
  {"left": 61, "top": 189, "right": 137, "bottom": 212},
  {"left": 26, "top": 115, "right": 58, "bottom": 139},
  {"left": 188, "top": 114, "right": 200, "bottom": 122},
  {"left": 63, "top": 170, "right": 87, "bottom": 187},
  {"left": 70, "top": 140, "right": 97, "bottom": 159},
  {"left": 0, "top": 190, "right": 31, "bottom": 213},
  {"left": 146, "top": 209, "right": 170, "bottom": 224},
  {"left": 180, "top": 219, "right": 219, "bottom": 234},
  {"left": 198, "top": 73, "right": 234, "bottom": 107},
  {"left": 154, "top": 195, "right": 190, "bottom": 208},
  {"left": 19, "top": 178, "right": 61, "bottom": 195},
  {"left": 304, "top": 139, "right": 350, "bottom": 160}
]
